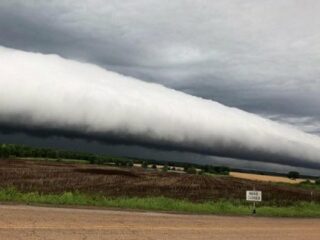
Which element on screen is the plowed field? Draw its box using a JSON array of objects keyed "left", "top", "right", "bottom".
[{"left": 0, "top": 159, "right": 319, "bottom": 204}]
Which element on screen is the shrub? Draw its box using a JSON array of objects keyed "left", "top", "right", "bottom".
[
  {"left": 162, "top": 164, "right": 168, "bottom": 172},
  {"left": 301, "top": 179, "right": 312, "bottom": 185},
  {"left": 127, "top": 161, "right": 134, "bottom": 167},
  {"left": 186, "top": 167, "right": 197, "bottom": 174},
  {"left": 202, "top": 165, "right": 230, "bottom": 175},
  {"left": 142, "top": 161, "right": 148, "bottom": 169},
  {"left": 287, "top": 171, "right": 300, "bottom": 180}
]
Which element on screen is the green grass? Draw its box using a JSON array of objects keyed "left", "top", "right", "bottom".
[
  {"left": 298, "top": 182, "right": 320, "bottom": 191},
  {"left": 0, "top": 187, "right": 320, "bottom": 217},
  {"left": 275, "top": 181, "right": 320, "bottom": 192}
]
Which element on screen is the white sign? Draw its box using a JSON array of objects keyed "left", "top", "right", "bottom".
[{"left": 246, "top": 191, "right": 262, "bottom": 202}]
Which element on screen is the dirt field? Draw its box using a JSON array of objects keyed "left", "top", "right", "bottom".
[
  {"left": 230, "top": 172, "right": 312, "bottom": 184},
  {"left": 0, "top": 159, "right": 319, "bottom": 204},
  {"left": 0, "top": 205, "right": 319, "bottom": 240}
]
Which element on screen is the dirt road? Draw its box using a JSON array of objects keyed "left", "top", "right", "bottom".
[{"left": 0, "top": 205, "right": 319, "bottom": 240}]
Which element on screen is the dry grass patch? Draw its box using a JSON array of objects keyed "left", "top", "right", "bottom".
[{"left": 230, "top": 172, "right": 313, "bottom": 184}]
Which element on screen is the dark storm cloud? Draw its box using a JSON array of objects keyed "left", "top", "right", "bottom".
[
  {"left": 2, "top": 122, "right": 320, "bottom": 169},
  {"left": 2, "top": 132, "right": 320, "bottom": 176}
]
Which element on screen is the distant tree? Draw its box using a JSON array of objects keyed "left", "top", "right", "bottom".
[
  {"left": 288, "top": 171, "right": 300, "bottom": 180},
  {"left": 217, "top": 166, "right": 230, "bottom": 175},
  {"left": 202, "top": 165, "right": 230, "bottom": 175},
  {"left": 152, "top": 164, "right": 157, "bottom": 170},
  {"left": 162, "top": 164, "right": 168, "bottom": 172},
  {"left": 183, "top": 164, "right": 192, "bottom": 173},
  {"left": 315, "top": 178, "right": 320, "bottom": 185},
  {"left": 142, "top": 161, "right": 148, "bottom": 169},
  {"left": 186, "top": 167, "right": 197, "bottom": 174},
  {"left": 127, "top": 160, "right": 134, "bottom": 167},
  {"left": 203, "top": 165, "right": 211, "bottom": 173},
  {"left": 119, "top": 161, "right": 128, "bottom": 167},
  {"left": 0, "top": 144, "right": 10, "bottom": 158},
  {"left": 303, "top": 179, "right": 312, "bottom": 184}
]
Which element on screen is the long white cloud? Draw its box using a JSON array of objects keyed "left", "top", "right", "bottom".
[
  {"left": 1, "top": 46, "right": 320, "bottom": 168},
  {"left": 1, "top": 1, "right": 320, "bottom": 136}
]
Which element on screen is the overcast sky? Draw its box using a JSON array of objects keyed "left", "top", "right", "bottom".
[{"left": 1, "top": 0, "right": 320, "bottom": 174}]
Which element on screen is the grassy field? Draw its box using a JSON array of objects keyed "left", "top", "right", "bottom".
[
  {"left": 1, "top": 158, "right": 320, "bottom": 217},
  {"left": 0, "top": 187, "right": 320, "bottom": 217}
]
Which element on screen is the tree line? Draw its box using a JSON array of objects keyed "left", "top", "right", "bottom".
[{"left": 0, "top": 143, "right": 230, "bottom": 175}]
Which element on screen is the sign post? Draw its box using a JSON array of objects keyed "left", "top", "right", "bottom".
[{"left": 246, "top": 190, "right": 262, "bottom": 215}]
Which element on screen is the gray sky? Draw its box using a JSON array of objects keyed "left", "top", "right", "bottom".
[{"left": 1, "top": 0, "right": 320, "bottom": 174}]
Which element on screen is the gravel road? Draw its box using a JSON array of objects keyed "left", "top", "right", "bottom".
[{"left": 0, "top": 205, "right": 319, "bottom": 240}]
